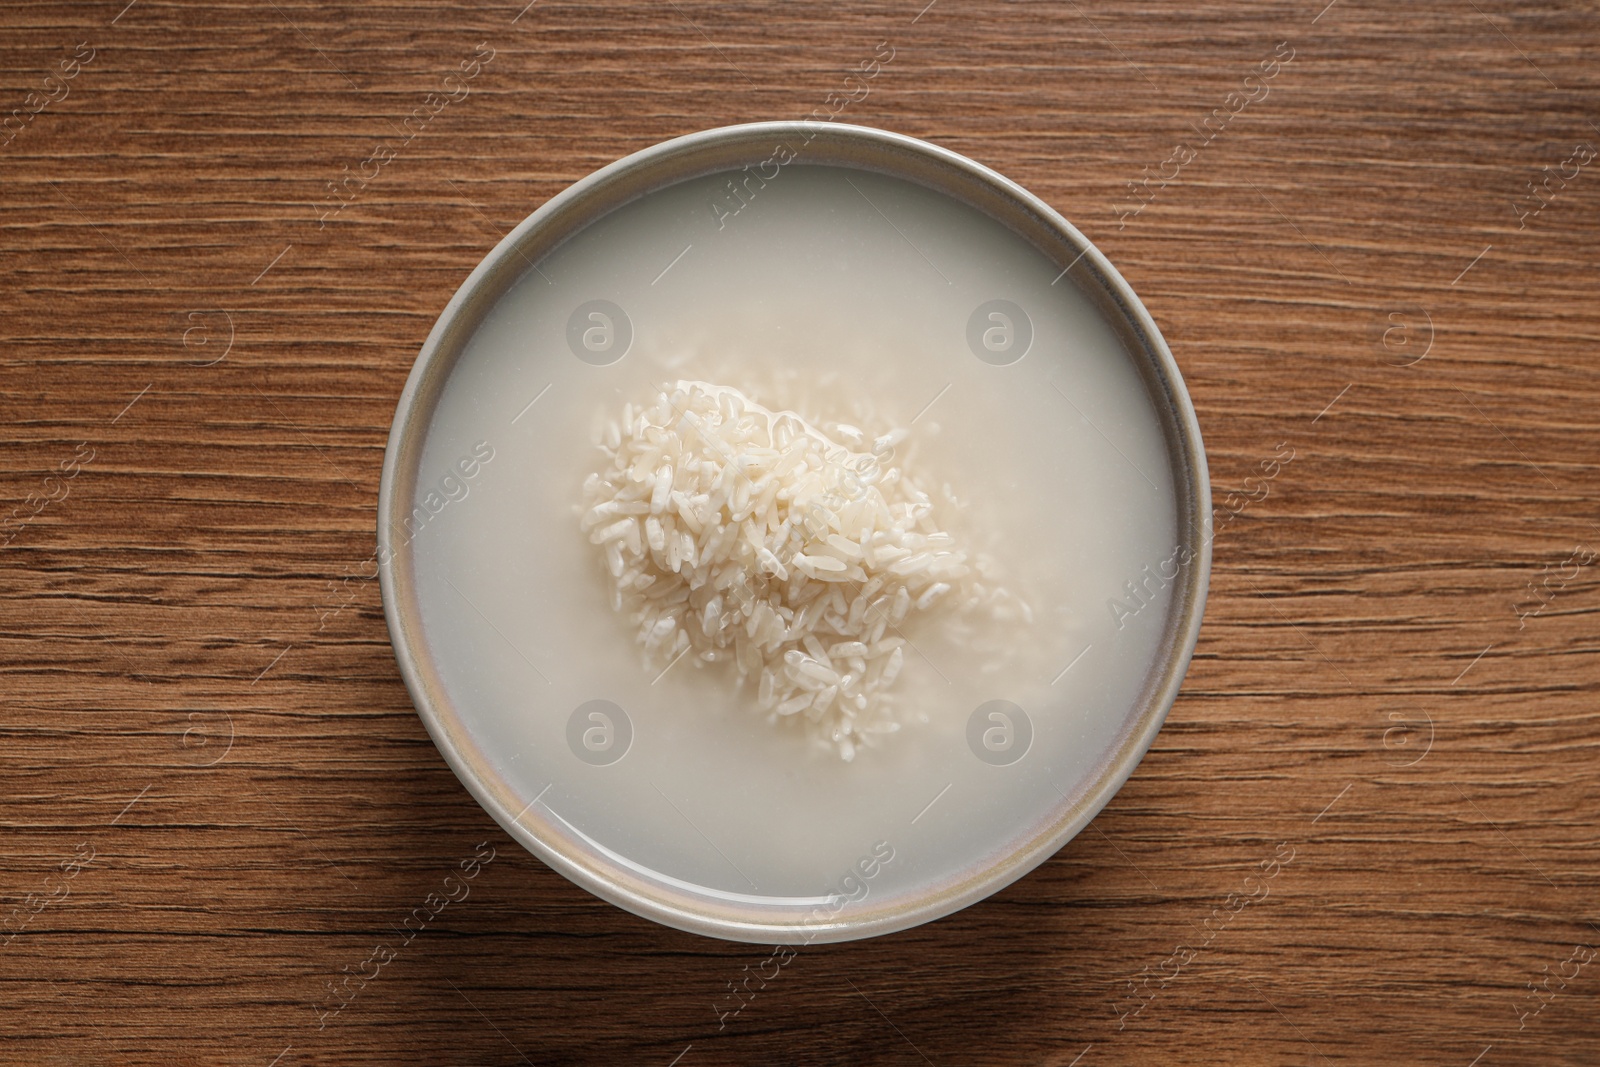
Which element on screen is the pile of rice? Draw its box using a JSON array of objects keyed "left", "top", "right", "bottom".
[{"left": 579, "top": 380, "right": 1026, "bottom": 760}]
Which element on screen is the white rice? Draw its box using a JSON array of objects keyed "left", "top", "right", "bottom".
[{"left": 580, "top": 380, "right": 1026, "bottom": 760}]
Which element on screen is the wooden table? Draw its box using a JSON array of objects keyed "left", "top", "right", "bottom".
[{"left": 4, "top": 1, "right": 1598, "bottom": 1063}]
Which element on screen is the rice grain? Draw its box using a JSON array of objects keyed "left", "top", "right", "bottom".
[{"left": 580, "top": 380, "right": 1026, "bottom": 759}]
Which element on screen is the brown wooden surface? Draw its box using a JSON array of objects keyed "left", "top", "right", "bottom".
[{"left": 3, "top": 0, "right": 1599, "bottom": 1063}]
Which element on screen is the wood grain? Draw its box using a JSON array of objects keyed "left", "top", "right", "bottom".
[{"left": 3, "top": 0, "right": 1599, "bottom": 1063}]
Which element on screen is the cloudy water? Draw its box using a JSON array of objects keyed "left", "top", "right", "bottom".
[{"left": 406, "top": 163, "right": 1180, "bottom": 909}]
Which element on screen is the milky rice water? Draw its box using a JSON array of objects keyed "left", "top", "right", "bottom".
[{"left": 408, "top": 162, "right": 1180, "bottom": 898}]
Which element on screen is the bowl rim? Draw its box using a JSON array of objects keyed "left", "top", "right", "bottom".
[{"left": 377, "top": 120, "right": 1211, "bottom": 944}]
